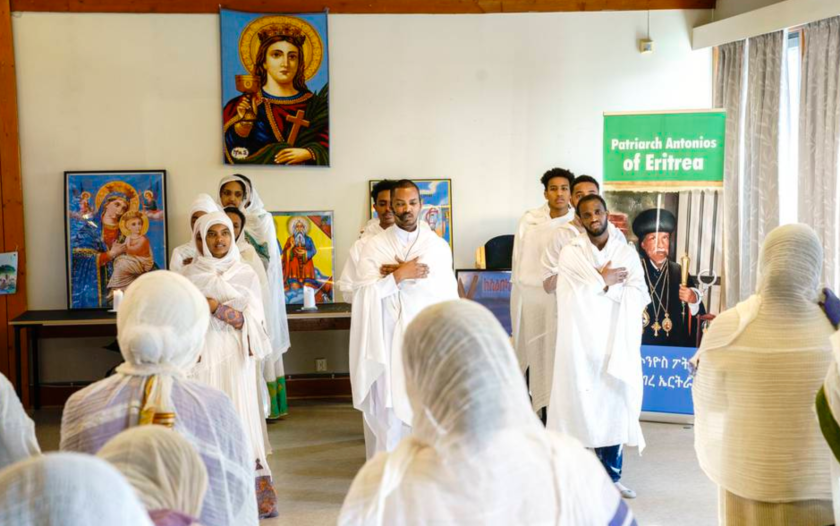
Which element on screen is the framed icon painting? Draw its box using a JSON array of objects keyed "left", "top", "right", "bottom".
[
  {"left": 65, "top": 170, "right": 168, "bottom": 309},
  {"left": 221, "top": 9, "right": 330, "bottom": 166},
  {"left": 272, "top": 210, "right": 335, "bottom": 304}
]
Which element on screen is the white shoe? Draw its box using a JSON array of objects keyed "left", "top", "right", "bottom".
[{"left": 614, "top": 482, "right": 637, "bottom": 499}]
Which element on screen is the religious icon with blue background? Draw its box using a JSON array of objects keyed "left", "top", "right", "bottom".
[
  {"left": 272, "top": 211, "right": 335, "bottom": 304},
  {"left": 64, "top": 171, "right": 168, "bottom": 309},
  {"left": 221, "top": 9, "right": 329, "bottom": 166},
  {"left": 369, "top": 179, "right": 454, "bottom": 253}
]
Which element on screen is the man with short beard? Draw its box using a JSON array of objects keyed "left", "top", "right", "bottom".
[
  {"left": 347, "top": 180, "right": 459, "bottom": 458},
  {"left": 546, "top": 194, "right": 650, "bottom": 500},
  {"left": 541, "top": 175, "right": 625, "bottom": 294},
  {"left": 337, "top": 179, "right": 397, "bottom": 303}
]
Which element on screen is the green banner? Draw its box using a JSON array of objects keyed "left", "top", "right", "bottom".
[{"left": 603, "top": 111, "right": 725, "bottom": 190}]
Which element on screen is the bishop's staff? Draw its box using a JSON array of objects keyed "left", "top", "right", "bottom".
[{"left": 681, "top": 193, "right": 692, "bottom": 319}]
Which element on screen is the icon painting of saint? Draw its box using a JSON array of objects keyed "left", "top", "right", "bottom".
[{"left": 221, "top": 10, "right": 329, "bottom": 166}]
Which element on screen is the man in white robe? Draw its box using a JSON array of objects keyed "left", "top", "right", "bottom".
[
  {"left": 348, "top": 180, "right": 459, "bottom": 459},
  {"left": 542, "top": 174, "right": 604, "bottom": 292},
  {"left": 510, "top": 168, "right": 576, "bottom": 418},
  {"left": 338, "top": 180, "right": 396, "bottom": 303},
  {"left": 547, "top": 194, "right": 650, "bottom": 499}
]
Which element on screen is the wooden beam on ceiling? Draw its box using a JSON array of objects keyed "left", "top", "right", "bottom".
[{"left": 10, "top": 0, "right": 715, "bottom": 14}]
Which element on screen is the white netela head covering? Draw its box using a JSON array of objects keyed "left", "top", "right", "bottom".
[
  {"left": 115, "top": 270, "right": 211, "bottom": 427},
  {"left": 217, "top": 174, "right": 254, "bottom": 211},
  {"left": 696, "top": 223, "right": 824, "bottom": 356},
  {"left": 341, "top": 300, "right": 628, "bottom": 526},
  {"left": 189, "top": 193, "right": 220, "bottom": 226},
  {"left": 0, "top": 452, "right": 154, "bottom": 525},
  {"left": 0, "top": 373, "right": 40, "bottom": 470},
  {"left": 693, "top": 223, "right": 833, "bottom": 503},
  {"left": 191, "top": 211, "right": 242, "bottom": 274},
  {"left": 404, "top": 300, "right": 539, "bottom": 451},
  {"left": 98, "top": 425, "right": 208, "bottom": 519}
]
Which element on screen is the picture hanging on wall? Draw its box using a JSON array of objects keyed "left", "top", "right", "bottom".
[
  {"left": 0, "top": 252, "right": 18, "bottom": 295},
  {"left": 369, "top": 179, "right": 454, "bottom": 253},
  {"left": 272, "top": 210, "right": 335, "bottom": 304},
  {"left": 64, "top": 170, "right": 168, "bottom": 310},
  {"left": 221, "top": 9, "right": 330, "bottom": 166}
]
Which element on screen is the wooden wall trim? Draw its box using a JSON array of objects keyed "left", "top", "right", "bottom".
[
  {"left": 10, "top": 0, "right": 714, "bottom": 14},
  {"left": 0, "top": 0, "right": 28, "bottom": 402}
]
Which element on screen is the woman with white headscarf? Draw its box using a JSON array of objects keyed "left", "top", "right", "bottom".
[
  {"left": 218, "top": 174, "right": 290, "bottom": 419},
  {"left": 180, "top": 211, "right": 277, "bottom": 518},
  {"left": 170, "top": 194, "right": 220, "bottom": 272},
  {"left": 0, "top": 452, "right": 153, "bottom": 525},
  {"left": 0, "top": 372, "right": 40, "bottom": 470},
  {"left": 60, "top": 271, "right": 259, "bottom": 526},
  {"left": 693, "top": 224, "right": 834, "bottom": 525},
  {"left": 98, "top": 425, "right": 208, "bottom": 526},
  {"left": 339, "top": 300, "right": 634, "bottom": 525}
]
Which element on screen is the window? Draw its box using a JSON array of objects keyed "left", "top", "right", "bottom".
[{"left": 778, "top": 29, "right": 801, "bottom": 225}]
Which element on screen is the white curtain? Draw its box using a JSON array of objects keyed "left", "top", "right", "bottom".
[
  {"left": 799, "top": 17, "right": 840, "bottom": 291},
  {"left": 718, "top": 34, "right": 785, "bottom": 309},
  {"left": 741, "top": 31, "right": 783, "bottom": 302},
  {"left": 715, "top": 41, "right": 746, "bottom": 309}
]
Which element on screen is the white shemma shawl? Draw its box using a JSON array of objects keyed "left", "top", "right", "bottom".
[
  {"left": 60, "top": 270, "right": 259, "bottom": 526},
  {"left": 217, "top": 175, "right": 289, "bottom": 356},
  {"left": 693, "top": 223, "right": 833, "bottom": 503},
  {"left": 181, "top": 212, "right": 272, "bottom": 477},
  {"left": 0, "top": 372, "right": 40, "bottom": 470},
  {"left": 340, "top": 300, "right": 629, "bottom": 526},
  {"left": 0, "top": 452, "right": 154, "bottom": 525},
  {"left": 98, "top": 425, "right": 208, "bottom": 520}
]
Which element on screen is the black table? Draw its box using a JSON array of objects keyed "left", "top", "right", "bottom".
[{"left": 10, "top": 303, "right": 352, "bottom": 408}]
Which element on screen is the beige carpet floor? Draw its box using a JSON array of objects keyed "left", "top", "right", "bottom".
[{"left": 33, "top": 400, "right": 717, "bottom": 526}]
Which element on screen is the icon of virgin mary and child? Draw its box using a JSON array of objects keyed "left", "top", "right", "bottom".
[
  {"left": 223, "top": 16, "right": 329, "bottom": 166},
  {"left": 70, "top": 182, "right": 157, "bottom": 308}
]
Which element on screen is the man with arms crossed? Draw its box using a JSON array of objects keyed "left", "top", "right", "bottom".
[
  {"left": 547, "top": 195, "right": 650, "bottom": 499},
  {"left": 348, "top": 180, "right": 458, "bottom": 458}
]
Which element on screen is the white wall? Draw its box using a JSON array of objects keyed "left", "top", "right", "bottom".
[
  {"left": 714, "top": 0, "right": 785, "bottom": 20},
  {"left": 12, "top": 9, "right": 713, "bottom": 378}
]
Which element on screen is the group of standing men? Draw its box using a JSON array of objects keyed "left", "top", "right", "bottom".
[
  {"left": 512, "top": 168, "right": 653, "bottom": 498},
  {"left": 341, "top": 171, "right": 664, "bottom": 499}
]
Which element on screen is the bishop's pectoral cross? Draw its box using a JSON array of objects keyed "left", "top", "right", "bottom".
[
  {"left": 285, "top": 110, "right": 310, "bottom": 147},
  {"left": 652, "top": 321, "right": 662, "bottom": 337}
]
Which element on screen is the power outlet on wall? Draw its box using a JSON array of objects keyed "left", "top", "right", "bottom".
[{"left": 315, "top": 358, "right": 328, "bottom": 372}]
